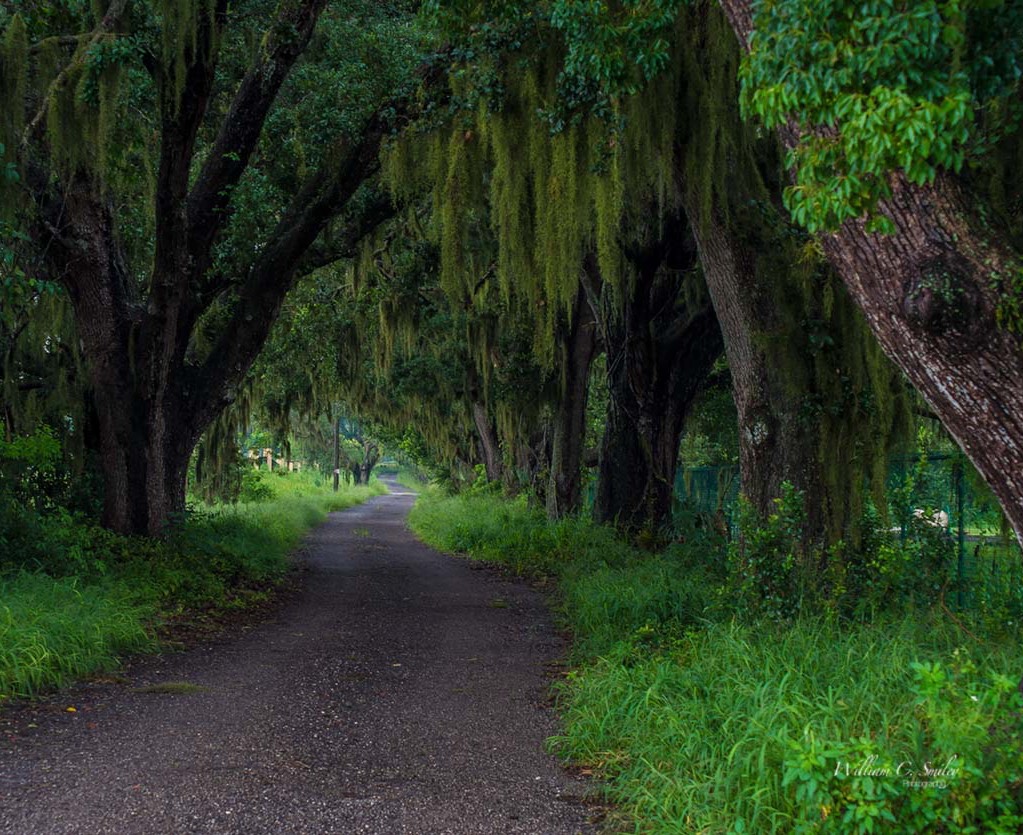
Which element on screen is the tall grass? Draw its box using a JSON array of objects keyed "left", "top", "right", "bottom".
[
  {"left": 409, "top": 489, "right": 1023, "bottom": 833},
  {"left": 0, "top": 574, "right": 154, "bottom": 698},
  {"left": 0, "top": 472, "right": 385, "bottom": 701}
]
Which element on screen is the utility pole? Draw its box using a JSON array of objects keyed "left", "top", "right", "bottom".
[{"left": 333, "top": 415, "right": 341, "bottom": 493}]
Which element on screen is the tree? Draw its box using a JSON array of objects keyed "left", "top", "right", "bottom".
[
  {"left": 0, "top": 2, "right": 423, "bottom": 534},
  {"left": 665, "top": 2, "right": 910, "bottom": 548},
  {"left": 587, "top": 214, "right": 725, "bottom": 535},
  {"left": 718, "top": 0, "right": 1023, "bottom": 544},
  {"left": 545, "top": 281, "right": 598, "bottom": 518},
  {"left": 410, "top": 1, "right": 907, "bottom": 543}
]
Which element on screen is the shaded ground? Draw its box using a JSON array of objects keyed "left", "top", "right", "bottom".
[{"left": 0, "top": 480, "right": 597, "bottom": 834}]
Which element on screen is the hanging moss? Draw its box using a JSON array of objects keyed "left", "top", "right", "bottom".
[
  {"left": 194, "top": 379, "right": 256, "bottom": 502},
  {"left": 0, "top": 14, "right": 27, "bottom": 209},
  {"left": 0, "top": 13, "right": 27, "bottom": 164},
  {"left": 377, "top": 2, "right": 911, "bottom": 530},
  {"left": 380, "top": 38, "right": 688, "bottom": 376},
  {"left": 24, "top": 30, "right": 125, "bottom": 186},
  {"left": 1, "top": 288, "right": 91, "bottom": 473},
  {"left": 671, "top": 1, "right": 913, "bottom": 546},
  {"left": 161, "top": 0, "right": 217, "bottom": 111}
]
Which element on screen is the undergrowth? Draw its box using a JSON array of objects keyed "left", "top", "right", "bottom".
[
  {"left": 409, "top": 488, "right": 1023, "bottom": 834},
  {"left": 0, "top": 471, "right": 385, "bottom": 701}
]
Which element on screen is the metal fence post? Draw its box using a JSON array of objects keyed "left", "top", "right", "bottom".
[{"left": 954, "top": 461, "right": 965, "bottom": 609}]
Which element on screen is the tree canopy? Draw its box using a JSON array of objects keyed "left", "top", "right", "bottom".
[{"left": 1, "top": 0, "right": 1021, "bottom": 549}]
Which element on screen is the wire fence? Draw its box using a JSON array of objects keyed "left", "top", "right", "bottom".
[{"left": 672, "top": 453, "right": 1023, "bottom": 612}]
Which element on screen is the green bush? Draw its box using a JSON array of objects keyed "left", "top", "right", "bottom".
[
  {"left": 239, "top": 467, "right": 275, "bottom": 502},
  {"left": 727, "top": 483, "right": 808, "bottom": 621},
  {"left": 783, "top": 652, "right": 1023, "bottom": 834}
]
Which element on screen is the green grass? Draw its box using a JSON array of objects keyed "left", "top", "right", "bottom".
[
  {"left": 409, "top": 489, "right": 1023, "bottom": 833},
  {"left": 0, "top": 472, "right": 385, "bottom": 703},
  {"left": 0, "top": 573, "right": 154, "bottom": 699},
  {"left": 552, "top": 618, "right": 1021, "bottom": 832}
]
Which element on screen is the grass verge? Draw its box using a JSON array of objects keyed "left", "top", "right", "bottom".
[
  {"left": 409, "top": 488, "right": 1023, "bottom": 834},
  {"left": 0, "top": 472, "right": 385, "bottom": 702}
]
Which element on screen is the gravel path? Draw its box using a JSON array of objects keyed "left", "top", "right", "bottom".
[{"left": 0, "top": 480, "right": 597, "bottom": 834}]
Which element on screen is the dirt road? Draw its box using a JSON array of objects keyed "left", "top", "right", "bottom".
[{"left": 0, "top": 481, "right": 595, "bottom": 834}]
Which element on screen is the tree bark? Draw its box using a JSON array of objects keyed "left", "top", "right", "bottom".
[
  {"left": 717, "top": 0, "right": 1023, "bottom": 545},
  {"left": 546, "top": 282, "right": 598, "bottom": 518},
  {"left": 471, "top": 400, "right": 503, "bottom": 482},
  {"left": 45, "top": 176, "right": 199, "bottom": 534},
  {"left": 359, "top": 440, "right": 380, "bottom": 484},
  {"left": 691, "top": 212, "right": 826, "bottom": 537}
]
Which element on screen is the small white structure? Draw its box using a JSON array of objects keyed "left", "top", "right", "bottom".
[{"left": 912, "top": 508, "right": 949, "bottom": 529}]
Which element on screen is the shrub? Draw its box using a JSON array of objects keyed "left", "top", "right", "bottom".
[{"left": 784, "top": 651, "right": 1023, "bottom": 833}]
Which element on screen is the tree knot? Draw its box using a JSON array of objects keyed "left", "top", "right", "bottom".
[{"left": 901, "top": 251, "right": 989, "bottom": 348}]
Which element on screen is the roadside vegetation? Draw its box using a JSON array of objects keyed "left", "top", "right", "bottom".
[
  {"left": 0, "top": 431, "right": 384, "bottom": 701},
  {"left": 410, "top": 485, "right": 1023, "bottom": 834},
  {"left": 2, "top": 1, "right": 1022, "bottom": 830}
]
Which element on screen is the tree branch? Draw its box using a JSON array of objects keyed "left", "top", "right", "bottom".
[
  {"left": 296, "top": 188, "right": 396, "bottom": 276},
  {"left": 187, "top": 110, "right": 401, "bottom": 429},
  {"left": 186, "top": 0, "right": 330, "bottom": 277},
  {"left": 152, "top": 0, "right": 229, "bottom": 279}
]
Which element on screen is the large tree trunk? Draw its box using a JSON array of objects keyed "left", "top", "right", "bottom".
[
  {"left": 717, "top": 0, "right": 1023, "bottom": 545},
  {"left": 675, "top": 2, "right": 831, "bottom": 538},
  {"left": 98, "top": 404, "right": 194, "bottom": 536},
  {"left": 46, "top": 176, "right": 201, "bottom": 535},
  {"left": 591, "top": 222, "right": 725, "bottom": 535},
  {"left": 689, "top": 211, "right": 828, "bottom": 539},
  {"left": 594, "top": 306, "right": 722, "bottom": 534},
  {"left": 359, "top": 440, "right": 380, "bottom": 484},
  {"left": 546, "top": 283, "right": 599, "bottom": 519}
]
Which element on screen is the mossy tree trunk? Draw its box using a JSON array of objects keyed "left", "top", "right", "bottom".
[
  {"left": 691, "top": 212, "right": 827, "bottom": 539},
  {"left": 591, "top": 220, "right": 725, "bottom": 535},
  {"left": 471, "top": 400, "right": 503, "bottom": 483},
  {"left": 359, "top": 440, "right": 380, "bottom": 484},
  {"left": 676, "top": 1, "right": 907, "bottom": 549},
  {"left": 718, "top": 0, "right": 1023, "bottom": 546},
  {"left": 546, "top": 283, "right": 599, "bottom": 519}
]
